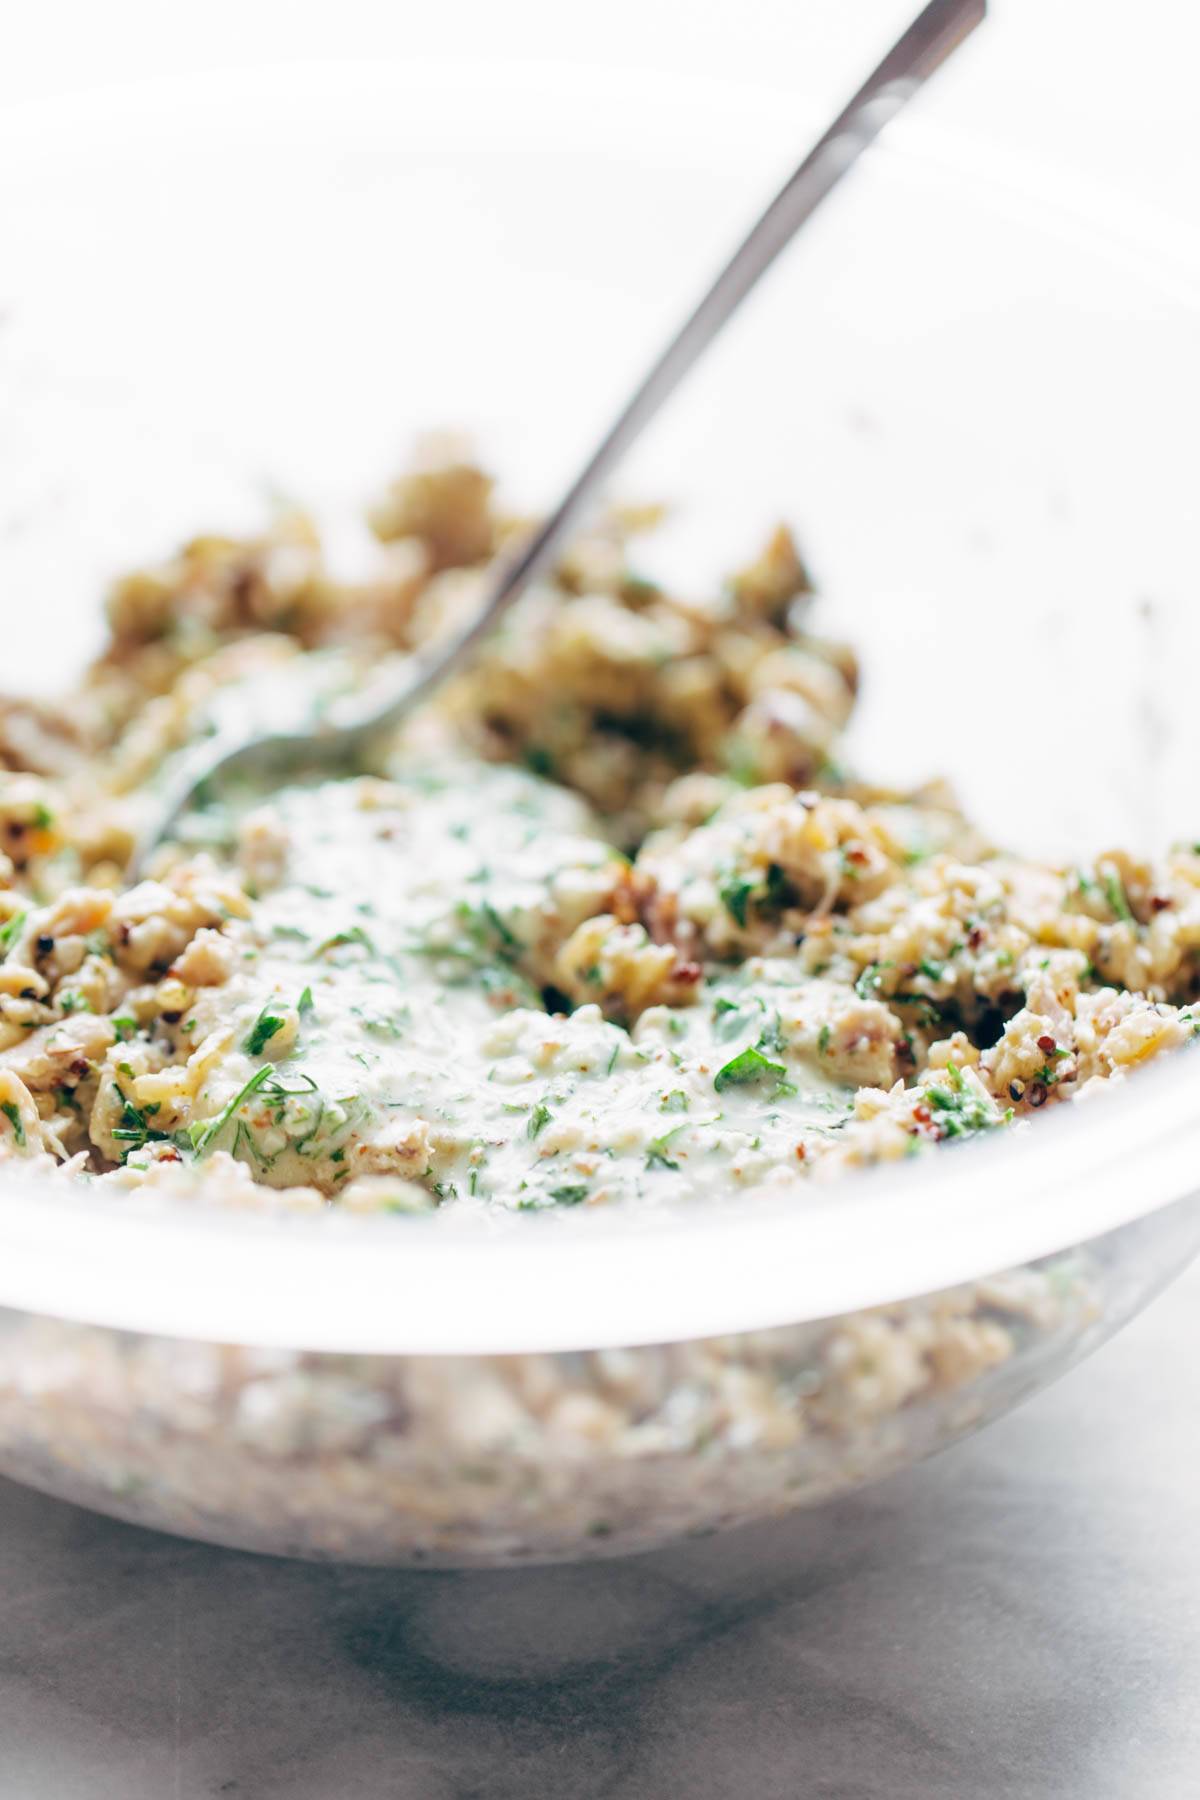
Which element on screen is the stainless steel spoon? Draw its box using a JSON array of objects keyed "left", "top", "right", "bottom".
[{"left": 133, "top": 0, "right": 984, "bottom": 872}]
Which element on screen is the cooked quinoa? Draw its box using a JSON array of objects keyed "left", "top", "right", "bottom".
[{"left": 2, "top": 436, "right": 1198, "bottom": 1217}]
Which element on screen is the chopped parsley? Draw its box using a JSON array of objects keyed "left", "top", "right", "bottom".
[
  {"left": 548, "top": 1183, "right": 589, "bottom": 1205},
  {"left": 243, "top": 1006, "right": 285, "bottom": 1057},
  {"left": 188, "top": 1064, "right": 276, "bottom": 1156},
  {"left": 714, "top": 1044, "right": 788, "bottom": 1093},
  {"left": 456, "top": 898, "right": 519, "bottom": 955},
  {"left": 718, "top": 874, "right": 755, "bottom": 928},
  {"left": 528, "top": 1100, "right": 553, "bottom": 1139},
  {"left": 1, "top": 1101, "right": 25, "bottom": 1146},
  {"left": 1101, "top": 867, "right": 1134, "bottom": 925},
  {"left": 110, "top": 1084, "right": 172, "bottom": 1157},
  {"left": 718, "top": 865, "right": 789, "bottom": 929},
  {"left": 524, "top": 746, "right": 555, "bottom": 778},
  {"left": 646, "top": 1124, "right": 687, "bottom": 1171},
  {"left": 660, "top": 1090, "right": 689, "bottom": 1112},
  {"left": 854, "top": 961, "right": 892, "bottom": 1000},
  {"left": 0, "top": 911, "right": 27, "bottom": 957},
  {"left": 923, "top": 1063, "right": 1007, "bottom": 1139},
  {"left": 272, "top": 922, "right": 310, "bottom": 942},
  {"left": 314, "top": 924, "right": 376, "bottom": 958}
]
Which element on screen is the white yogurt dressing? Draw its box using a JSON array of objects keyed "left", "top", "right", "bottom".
[{"left": 179, "top": 762, "right": 854, "bottom": 1212}]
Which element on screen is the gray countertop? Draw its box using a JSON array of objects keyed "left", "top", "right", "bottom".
[{"left": 1, "top": 1262, "right": 1197, "bottom": 1800}]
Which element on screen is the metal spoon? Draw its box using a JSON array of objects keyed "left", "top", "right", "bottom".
[{"left": 134, "top": 0, "right": 984, "bottom": 872}]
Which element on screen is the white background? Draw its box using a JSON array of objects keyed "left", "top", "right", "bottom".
[{"left": 6, "top": 0, "right": 1199, "bottom": 228}]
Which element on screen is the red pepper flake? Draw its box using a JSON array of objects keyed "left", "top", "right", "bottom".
[
  {"left": 1037, "top": 1034, "right": 1056, "bottom": 1055},
  {"left": 913, "top": 1103, "right": 932, "bottom": 1125},
  {"left": 795, "top": 1143, "right": 807, "bottom": 1162},
  {"left": 844, "top": 846, "right": 869, "bottom": 866},
  {"left": 1150, "top": 895, "right": 1172, "bottom": 914}
]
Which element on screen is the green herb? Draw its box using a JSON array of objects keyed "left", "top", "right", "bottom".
[
  {"left": 524, "top": 746, "right": 556, "bottom": 778},
  {"left": 718, "top": 875, "right": 755, "bottom": 928},
  {"left": 1102, "top": 868, "right": 1134, "bottom": 925},
  {"left": 1035, "top": 1047, "right": 1071, "bottom": 1087},
  {"left": 712, "top": 994, "right": 764, "bottom": 1041},
  {"left": 314, "top": 924, "right": 376, "bottom": 958},
  {"left": 455, "top": 898, "right": 519, "bottom": 955},
  {"left": 646, "top": 1124, "right": 687, "bottom": 1171},
  {"left": 923, "top": 1065, "right": 1004, "bottom": 1139},
  {"left": 765, "top": 862, "right": 789, "bottom": 908},
  {"left": 1, "top": 1101, "right": 25, "bottom": 1147},
  {"left": 58, "top": 992, "right": 91, "bottom": 1015},
  {"left": 0, "top": 911, "right": 27, "bottom": 957},
  {"left": 188, "top": 1064, "right": 275, "bottom": 1156},
  {"left": 854, "top": 961, "right": 891, "bottom": 1000},
  {"left": 547, "top": 1183, "right": 589, "bottom": 1205},
  {"left": 891, "top": 993, "right": 944, "bottom": 1024},
  {"left": 32, "top": 803, "right": 54, "bottom": 830},
  {"left": 605, "top": 1041, "right": 622, "bottom": 1076},
  {"left": 109, "top": 1084, "right": 171, "bottom": 1157},
  {"left": 660, "top": 1090, "right": 689, "bottom": 1113},
  {"left": 243, "top": 1006, "right": 285, "bottom": 1057},
  {"left": 918, "top": 959, "right": 944, "bottom": 982},
  {"left": 298, "top": 986, "right": 315, "bottom": 1017},
  {"left": 528, "top": 1100, "right": 553, "bottom": 1139},
  {"left": 714, "top": 1044, "right": 787, "bottom": 1093},
  {"left": 818, "top": 1024, "right": 832, "bottom": 1054},
  {"left": 112, "top": 1015, "right": 138, "bottom": 1041}
]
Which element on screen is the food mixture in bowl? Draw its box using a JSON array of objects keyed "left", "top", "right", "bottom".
[{"left": 1, "top": 438, "right": 1197, "bottom": 1216}]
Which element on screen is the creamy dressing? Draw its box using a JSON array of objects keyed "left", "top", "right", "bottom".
[{"left": 176, "top": 763, "right": 854, "bottom": 1212}]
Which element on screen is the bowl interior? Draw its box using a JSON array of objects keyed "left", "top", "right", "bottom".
[{"left": 0, "top": 61, "right": 1198, "bottom": 1354}]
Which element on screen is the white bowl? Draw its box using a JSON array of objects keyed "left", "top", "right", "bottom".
[{"left": 0, "top": 61, "right": 1197, "bottom": 1563}]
